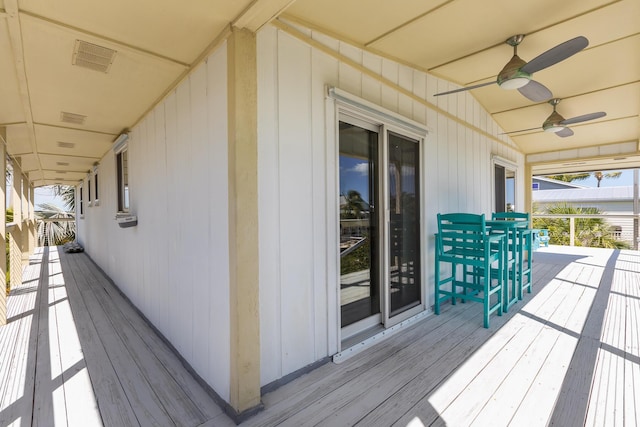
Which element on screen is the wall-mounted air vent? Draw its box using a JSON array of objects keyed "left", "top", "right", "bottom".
[
  {"left": 56, "top": 171, "right": 68, "bottom": 174},
  {"left": 60, "top": 111, "right": 86, "bottom": 125},
  {"left": 57, "top": 141, "right": 76, "bottom": 149},
  {"left": 72, "top": 40, "right": 117, "bottom": 73},
  {"left": 56, "top": 161, "right": 70, "bottom": 166}
]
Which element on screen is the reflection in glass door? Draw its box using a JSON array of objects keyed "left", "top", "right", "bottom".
[
  {"left": 339, "top": 121, "right": 380, "bottom": 328},
  {"left": 387, "top": 132, "right": 421, "bottom": 317}
]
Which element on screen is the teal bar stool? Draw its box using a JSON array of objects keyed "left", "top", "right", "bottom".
[
  {"left": 491, "top": 212, "right": 533, "bottom": 300},
  {"left": 434, "top": 213, "right": 505, "bottom": 328}
]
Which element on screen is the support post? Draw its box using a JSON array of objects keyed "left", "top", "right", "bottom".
[
  {"left": 21, "top": 173, "right": 31, "bottom": 262},
  {"left": 29, "top": 183, "right": 36, "bottom": 250},
  {"left": 0, "top": 128, "right": 7, "bottom": 326},
  {"left": 634, "top": 169, "right": 638, "bottom": 250},
  {"left": 524, "top": 163, "right": 533, "bottom": 217},
  {"left": 227, "top": 27, "right": 261, "bottom": 417},
  {"left": 9, "top": 161, "right": 23, "bottom": 288}
]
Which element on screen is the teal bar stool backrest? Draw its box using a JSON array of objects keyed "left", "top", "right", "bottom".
[
  {"left": 491, "top": 211, "right": 530, "bottom": 226},
  {"left": 437, "top": 213, "right": 488, "bottom": 265}
]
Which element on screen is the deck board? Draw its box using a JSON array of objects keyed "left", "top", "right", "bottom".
[
  {"left": 249, "top": 246, "right": 640, "bottom": 427},
  {"left": 0, "top": 247, "right": 230, "bottom": 427},
  {"left": 66, "top": 250, "right": 225, "bottom": 422},
  {"left": 2, "top": 245, "right": 639, "bottom": 426}
]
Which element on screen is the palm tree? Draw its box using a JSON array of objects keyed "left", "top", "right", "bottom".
[
  {"left": 593, "top": 171, "right": 622, "bottom": 187},
  {"left": 36, "top": 203, "right": 76, "bottom": 246},
  {"left": 340, "top": 190, "right": 368, "bottom": 219},
  {"left": 533, "top": 203, "right": 630, "bottom": 249},
  {"left": 544, "top": 171, "right": 622, "bottom": 187},
  {"left": 52, "top": 185, "right": 76, "bottom": 211}
]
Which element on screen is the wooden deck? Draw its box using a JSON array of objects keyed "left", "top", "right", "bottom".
[
  {"left": 0, "top": 246, "right": 234, "bottom": 427},
  {"left": 1, "top": 245, "right": 638, "bottom": 426},
  {"left": 246, "top": 246, "right": 639, "bottom": 427}
]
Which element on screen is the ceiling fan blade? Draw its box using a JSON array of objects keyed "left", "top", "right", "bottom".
[
  {"left": 500, "top": 126, "right": 541, "bottom": 135},
  {"left": 433, "top": 80, "right": 495, "bottom": 96},
  {"left": 521, "top": 36, "right": 589, "bottom": 74},
  {"left": 556, "top": 127, "right": 574, "bottom": 138},
  {"left": 560, "top": 111, "right": 606, "bottom": 125},
  {"left": 517, "top": 80, "right": 553, "bottom": 102}
]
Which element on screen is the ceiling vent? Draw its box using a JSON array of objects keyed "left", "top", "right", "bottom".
[
  {"left": 72, "top": 40, "right": 116, "bottom": 73},
  {"left": 56, "top": 161, "right": 70, "bottom": 166},
  {"left": 60, "top": 111, "right": 86, "bottom": 125},
  {"left": 57, "top": 141, "right": 76, "bottom": 149}
]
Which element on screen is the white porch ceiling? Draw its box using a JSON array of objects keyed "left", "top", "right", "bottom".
[{"left": 0, "top": 0, "right": 638, "bottom": 186}]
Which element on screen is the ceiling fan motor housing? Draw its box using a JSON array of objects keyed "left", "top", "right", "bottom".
[
  {"left": 543, "top": 110, "right": 566, "bottom": 133},
  {"left": 497, "top": 55, "right": 531, "bottom": 89}
]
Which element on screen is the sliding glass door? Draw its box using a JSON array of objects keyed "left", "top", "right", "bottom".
[
  {"left": 495, "top": 163, "right": 516, "bottom": 213},
  {"left": 339, "top": 115, "right": 423, "bottom": 338},
  {"left": 387, "top": 132, "right": 421, "bottom": 318},
  {"left": 339, "top": 120, "right": 381, "bottom": 329}
]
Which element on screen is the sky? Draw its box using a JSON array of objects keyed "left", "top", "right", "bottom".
[
  {"left": 34, "top": 186, "right": 67, "bottom": 209},
  {"left": 546, "top": 169, "right": 636, "bottom": 188}
]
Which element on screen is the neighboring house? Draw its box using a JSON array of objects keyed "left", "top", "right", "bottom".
[
  {"left": 533, "top": 176, "right": 587, "bottom": 191},
  {"left": 532, "top": 183, "right": 635, "bottom": 245},
  {"left": 73, "top": 21, "right": 525, "bottom": 418}
]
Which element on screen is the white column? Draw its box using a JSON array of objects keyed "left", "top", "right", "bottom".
[
  {"left": 9, "top": 161, "right": 23, "bottom": 286},
  {"left": 227, "top": 27, "right": 261, "bottom": 416},
  {"left": 0, "top": 128, "right": 7, "bottom": 326}
]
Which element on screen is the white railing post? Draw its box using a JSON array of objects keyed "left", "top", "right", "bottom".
[{"left": 569, "top": 217, "right": 575, "bottom": 246}]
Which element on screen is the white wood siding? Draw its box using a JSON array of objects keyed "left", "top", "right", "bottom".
[
  {"left": 257, "top": 24, "right": 525, "bottom": 386},
  {"left": 76, "top": 44, "right": 231, "bottom": 401}
]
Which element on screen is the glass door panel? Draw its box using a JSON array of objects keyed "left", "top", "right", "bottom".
[
  {"left": 339, "top": 121, "right": 380, "bottom": 328},
  {"left": 495, "top": 163, "right": 516, "bottom": 212},
  {"left": 387, "top": 132, "right": 421, "bottom": 317}
]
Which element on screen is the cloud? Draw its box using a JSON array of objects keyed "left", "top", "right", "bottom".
[{"left": 351, "top": 162, "right": 369, "bottom": 175}]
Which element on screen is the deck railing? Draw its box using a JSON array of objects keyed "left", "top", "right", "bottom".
[{"left": 532, "top": 213, "right": 640, "bottom": 249}]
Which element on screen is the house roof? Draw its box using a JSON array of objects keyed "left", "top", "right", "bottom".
[
  {"left": 0, "top": 0, "right": 638, "bottom": 186},
  {"left": 533, "top": 176, "right": 587, "bottom": 189},
  {"left": 532, "top": 185, "right": 634, "bottom": 203}
]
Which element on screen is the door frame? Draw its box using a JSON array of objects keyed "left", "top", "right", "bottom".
[
  {"left": 492, "top": 155, "right": 519, "bottom": 212},
  {"left": 333, "top": 90, "right": 428, "bottom": 344}
]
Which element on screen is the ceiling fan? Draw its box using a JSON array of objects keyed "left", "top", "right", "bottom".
[
  {"left": 503, "top": 98, "right": 606, "bottom": 137},
  {"left": 434, "top": 34, "right": 588, "bottom": 102}
]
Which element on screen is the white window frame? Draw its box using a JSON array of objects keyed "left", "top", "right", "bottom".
[
  {"left": 87, "top": 174, "right": 92, "bottom": 207},
  {"left": 92, "top": 165, "right": 100, "bottom": 207},
  {"left": 79, "top": 184, "right": 84, "bottom": 218},
  {"left": 114, "top": 138, "right": 130, "bottom": 214}
]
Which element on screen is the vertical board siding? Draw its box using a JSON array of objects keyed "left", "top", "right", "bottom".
[
  {"left": 206, "top": 47, "right": 231, "bottom": 394},
  {"left": 276, "top": 32, "right": 316, "bottom": 376},
  {"left": 257, "top": 23, "right": 525, "bottom": 386},
  {"left": 75, "top": 44, "right": 231, "bottom": 401},
  {"left": 257, "top": 25, "right": 283, "bottom": 386}
]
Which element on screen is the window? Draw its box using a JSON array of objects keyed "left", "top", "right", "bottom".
[
  {"left": 79, "top": 185, "right": 84, "bottom": 216},
  {"left": 94, "top": 169, "right": 99, "bottom": 205},
  {"left": 116, "top": 148, "right": 129, "bottom": 212},
  {"left": 88, "top": 175, "right": 93, "bottom": 206},
  {"left": 613, "top": 226, "right": 622, "bottom": 239}
]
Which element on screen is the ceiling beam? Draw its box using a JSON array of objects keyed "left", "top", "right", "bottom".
[
  {"left": 4, "top": 0, "right": 43, "bottom": 181},
  {"left": 233, "top": 0, "right": 299, "bottom": 32}
]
